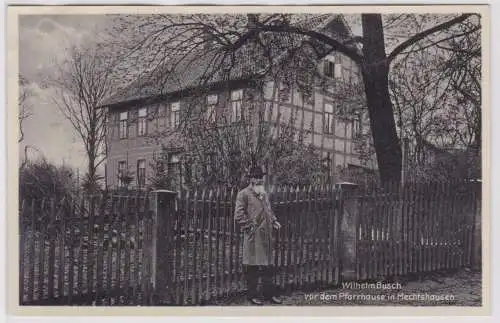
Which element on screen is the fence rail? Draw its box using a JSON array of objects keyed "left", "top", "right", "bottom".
[{"left": 19, "top": 180, "right": 481, "bottom": 306}]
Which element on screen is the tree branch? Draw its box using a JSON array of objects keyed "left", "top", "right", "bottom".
[
  {"left": 258, "top": 23, "right": 363, "bottom": 64},
  {"left": 387, "top": 14, "right": 474, "bottom": 62}
]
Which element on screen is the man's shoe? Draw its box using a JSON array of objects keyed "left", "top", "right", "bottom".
[
  {"left": 249, "top": 297, "right": 265, "bottom": 305},
  {"left": 270, "top": 296, "right": 282, "bottom": 304}
]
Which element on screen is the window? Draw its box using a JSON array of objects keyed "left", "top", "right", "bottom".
[
  {"left": 119, "top": 112, "right": 128, "bottom": 139},
  {"left": 353, "top": 118, "right": 361, "bottom": 135},
  {"left": 168, "top": 154, "right": 182, "bottom": 187},
  {"left": 137, "top": 159, "right": 146, "bottom": 188},
  {"left": 264, "top": 101, "right": 272, "bottom": 121},
  {"left": 323, "top": 152, "right": 332, "bottom": 173},
  {"left": 206, "top": 94, "right": 218, "bottom": 123},
  {"left": 324, "top": 57, "right": 342, "bottom": 79},
  {"left": 230, "top": 90, "right": 243, "bottom": 122},
  {"left": 324, "top": 103, "right": 334, "bottom": 134},
  {"left": 117, "top": 161, "right": 126, "bottom": 187},
  {"left": 137, "top": 108, "right": 147, "bottom": 136},
  {"left": 171, "top": 102, "right": 180, "bottom": 128}
]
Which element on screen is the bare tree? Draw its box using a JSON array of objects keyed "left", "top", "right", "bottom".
[
  {"left": 50, "top": 44, "right": 116, "bottom": 193},
  {"left": 439, "top": 18, "right": 481, "bottom": 151},
  {"left": 19, "top": 74, "right": 32, "bottom": 144},
  {"left": 387, "top": 15, "right": 481, "bottom": 180},
  {"left": 105, "top": 13, "right": 478, "bottom": 184}
]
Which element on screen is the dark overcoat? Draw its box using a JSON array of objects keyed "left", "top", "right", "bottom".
[{"left": 234, "top": 186, "right": 277, "bottom": 266}]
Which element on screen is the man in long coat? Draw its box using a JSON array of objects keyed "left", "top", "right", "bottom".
[{"left": 234, "top": 166, "right": 282, "bottom": 305}]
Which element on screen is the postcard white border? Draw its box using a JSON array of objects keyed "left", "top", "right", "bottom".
[{"left": 2, "top": 1, "right": 495, "bottom": 321}]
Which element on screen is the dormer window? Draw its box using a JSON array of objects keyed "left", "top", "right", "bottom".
[{"left": 324, "top": 56, "right": 342, "bottom": 79}]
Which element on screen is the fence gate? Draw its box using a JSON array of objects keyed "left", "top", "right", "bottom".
[{"left": 19, "top": 194, "right": 156, "bottom": 306}]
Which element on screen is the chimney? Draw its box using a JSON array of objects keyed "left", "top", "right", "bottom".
[{"left": 247, "top": 14, "right": 259, "bottom": 30}]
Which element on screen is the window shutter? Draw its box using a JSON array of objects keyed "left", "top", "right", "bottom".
[{"left": 334, "top": 63, "right": 342, "bottom": 79}]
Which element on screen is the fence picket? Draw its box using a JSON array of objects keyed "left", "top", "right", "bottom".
[
  {"left": 369, "top": 191, "right": 377, "bottom": 279},
  {"left": 19, "top": 202, "right": 26, "bottom": 305},
  {"left": 424, "top": 182, "right": 433, "bottom": 272},
  {"left": 26, "top": 199, "right": 36, "bottom": 303},
  {"left": 430, "top": 182, "right": 438, "bottom": 272},
  {"left": 131, "top": 194, "right": 141, "bottom": 303},
  {"left": 311, "top": 186, "right": 319, "bottom": 285},
  {"left": 55, "top": 198, "right": 66, "bottom": 301},
  {"left": 382, "top": 188, "right": 390, "bottom": 278},
  {"left": 334, "top": 187, "right": 343, "bottom": 284},
  {"left": 292, "top": 186, "right": 299, "bottom": 289},
  {"left": 106, "top": 196, "right": 118, "bottom": 303},
  {"left": 401, "top": 184, "right": 409, "bottom": 276},
  {"left": 357, "top": 192, "right": 366, "bottom": 280},
  {"left": 230, "top": 187, "right": 239, "bottom": 295},
  {"left": 435, "top": 182, "right": 444, "bottom": 271},
  {"left": 205, "top": 189, "right": 214, "bottom": 302},
  {"left": 451, "top": 181, "right": 460, "bottom": 269},
  {"left": 198, "top": 189, "right": 207, "bottom": 303},
  {"left": 182, "top": 190, "right": 190, "bottom": 305},
  {"left": 282, "top": 186, "right": 291, "bottom": 290},
  {"left": 393, "top": 184, "right": 400, "bottom": 276},
  {"left": 225, "top": 188, "right": 232, "bottom": 296},
  {"left": 173, "top": 190, "right": 183, "bottom": 304},
  {"left": 191, "top": 190, "right": 199, "bottom": 304},
  {"left": 76, "top": 196, "right": 86, "bottom": 300},
  {"left": 47, "top": 199, "right": 56, "bottom": 301}
]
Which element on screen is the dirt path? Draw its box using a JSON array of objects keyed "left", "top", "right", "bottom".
[{"left": 222, "top": 269, "right": 482, "bottom": 306}]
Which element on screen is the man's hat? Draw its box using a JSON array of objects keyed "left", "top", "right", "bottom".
[{"left": 248, "top": 166, "right": 267, "bottom": 179}]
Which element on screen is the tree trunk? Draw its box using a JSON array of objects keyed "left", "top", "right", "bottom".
[{"left": 361, "top": 14, "right": 402, "bottom": 184}]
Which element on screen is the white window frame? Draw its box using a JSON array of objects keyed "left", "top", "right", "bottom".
[
  {"left": 137, "top": 159, "right": 146, "bottom": 188},
  {"left": 353, "top": 119, "right": 361, "bottom": 135},
  {"left": 137, "top": 108, "right": 147, "bottom": 136},
  {"left": 117, "top": 161, "right": 126, "bottom": 187},
  {"left": 324, "top": 103, "right": 334, "bottom": 134},
  {"left": 230, "top": 90, "right": 243, "bottom": 123},
  {"left": 324, "top": 56, "right": 342, "bottom": 79},
  {"left": 119, "top": 111, "right": 128, "bottom": 139},
  {"left": 171, "top": 102, "right": 180, "bottom": 128},
  {"left": 168, "top": 153, "right": 182, "bottom": 187}
]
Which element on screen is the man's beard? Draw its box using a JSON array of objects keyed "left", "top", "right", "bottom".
[{"left": 253, "top": 184, "right": 266, "bottom": 195}]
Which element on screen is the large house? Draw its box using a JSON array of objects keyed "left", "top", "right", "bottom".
[{"left": 101, "top": 15, "right": 376, "bottom": 189}]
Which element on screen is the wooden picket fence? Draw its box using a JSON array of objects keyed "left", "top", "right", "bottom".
[
  {"left": 18, "top": 180, "right": 481, "bottom": 306},
  {"left": 354, "top": 180, "right": 481, "bottom": 280},
  {"left": 19, "top": 193, "right": 156, "bottom": 305}
]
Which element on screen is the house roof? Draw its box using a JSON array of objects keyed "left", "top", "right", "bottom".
[{"left": 101, "top": 15, "right": 355, "bottom": 108}]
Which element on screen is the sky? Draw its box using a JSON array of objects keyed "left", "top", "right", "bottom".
[
  {"left": 18, "top": 14, "right": 362, "bottom": 173},
  {"left": 19, "top": 15, "right": 112, "bottom": 171}
]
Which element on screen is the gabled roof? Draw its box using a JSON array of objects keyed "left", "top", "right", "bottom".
[{"left": 101, "top": 15, "right": 355, "bottom": 108}]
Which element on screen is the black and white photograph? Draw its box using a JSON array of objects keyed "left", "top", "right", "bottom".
[{"left": 8, "top": 5, "right": 488, "bottom": 313}]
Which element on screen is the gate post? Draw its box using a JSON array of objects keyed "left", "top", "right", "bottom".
[
  {"left": 151, "top": 189, "right": 178, "bottom": 304},
  {"left": 337, "top": 182, "right": 360, "bottom": 282}
]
